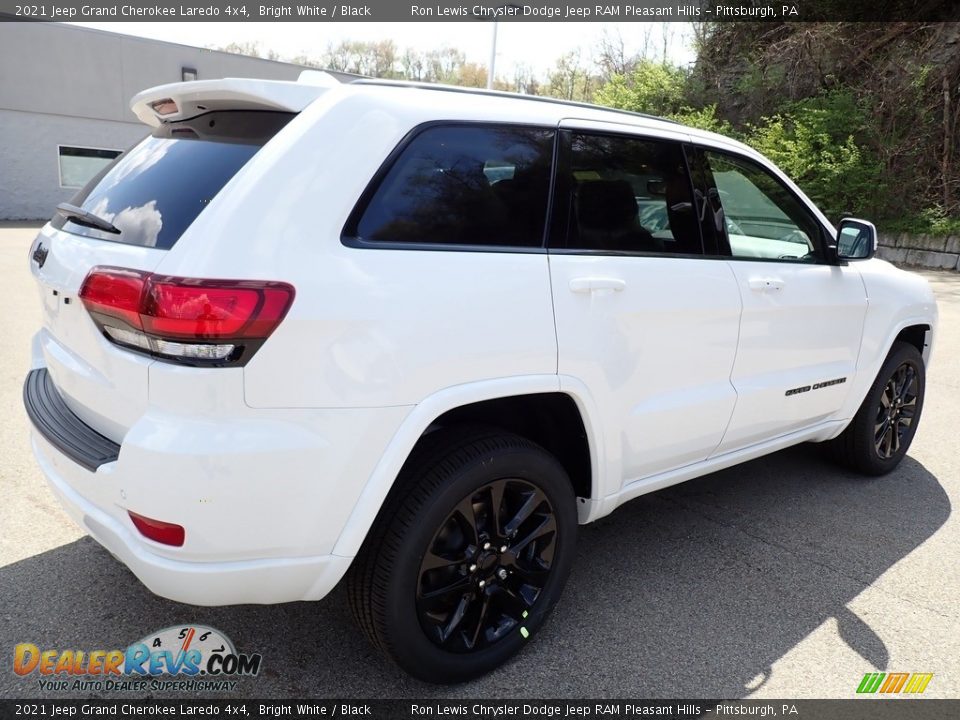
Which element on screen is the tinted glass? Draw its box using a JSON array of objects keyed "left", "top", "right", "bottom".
[
  {"left": 58, "top": 147, "right": 122, "bottom": 189},
  {"left": 554, "top": 133, "right": 701, "bottom": 255},
  {"left": 353, "top": 125, "right": 555, "bottom": 247},
  {"left": 704, "top": 151, "right": 821, "bottom": 261},
  {"left": 51, "top": 111, "right": 294, "bottom": 250}
]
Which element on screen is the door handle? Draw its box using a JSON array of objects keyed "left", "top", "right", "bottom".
[
  {"left": 569, "top": 277, "right": 627, "bottom": 294},
  {"left": 747, "top": 277, "right": 785, "bottom": 292}
]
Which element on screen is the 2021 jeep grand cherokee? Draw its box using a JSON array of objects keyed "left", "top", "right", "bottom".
[{"left": 25, "top": 72, "right": 937, "bottom": 682}]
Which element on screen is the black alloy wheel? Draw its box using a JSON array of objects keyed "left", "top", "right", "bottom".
[
  {"left": 347, "top": 427, "right": 577, "bottom": 683},
  {"left": 874, "top": 362, "right": 919, "bottom": 460},
  {"left": 416, "top": 478, "right": 556, "bottom": 652},
  {"left": 830, "top": 340, "right": 925, "bottom": 476}
]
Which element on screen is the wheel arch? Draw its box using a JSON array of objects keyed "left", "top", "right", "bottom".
[
  {"left": 331, "top": 376, "right": 600, "bottom": 558},
  {"left": 832, "top": 316, "right": 935, "bottom": 438},
  {"left": 892, "top": 323, "right": 933, "bottom": 366}
]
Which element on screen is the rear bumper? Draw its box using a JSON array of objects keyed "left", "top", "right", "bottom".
[
  {"left": 23, "top": 364, "right": 410, "bottom": 606},
  {"left": 31, "top": 430, "right": 351, "bottom": 606},
  {"left": 23, "top": 368, "right": 119, "bottom": 472}
]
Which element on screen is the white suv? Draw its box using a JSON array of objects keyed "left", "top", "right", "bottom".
[{"left": 25, "top": 72, "right": 937, "bottom": 683}]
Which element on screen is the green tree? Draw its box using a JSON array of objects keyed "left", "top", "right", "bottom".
[
  {"left": 594, "top": 60, "right": 688, "bottom": 116},
  {"left": 667, "top": 105, "right": 733, "bottom": 134},
  {"left": 747, "top": 91, "right": 883, "bottom": 220},
  {"left": 544, "top": 50, "right": 597, "bottom": 102},
  {"left": 216, "top": 41, "right": 279, "bottom": 61},
  {"left": 321, "top": 40, "right": 399, "bottom": 78},
  {"left": 594, "top": 61, "right": 732, "bottom": 134}
]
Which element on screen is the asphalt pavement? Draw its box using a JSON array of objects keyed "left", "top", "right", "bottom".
[{"left": 1, "top": 222, "right": 957, "bottom": 699}]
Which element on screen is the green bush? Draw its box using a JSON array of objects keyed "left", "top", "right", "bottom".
[
  {"left": 667, "top": 105, "right": 734, "bottom": 135},
  {"left": 745, "top": 91, "right": 883, "bottom": 222},
  {"left": 883, "top": 207, "right": 960, "bottom": 236},
  {"left": 594, "top": 61, "right": 688, "bottom": 117},
  {"left": 595, "top": 77, "right": 883, "bottom": 222}
]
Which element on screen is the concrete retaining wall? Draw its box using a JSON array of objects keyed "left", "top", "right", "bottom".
[{"left": 876, "top": 233, "right": 960, "bottom": 271}]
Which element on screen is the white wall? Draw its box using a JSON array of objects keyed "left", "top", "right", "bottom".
[
  {"left": 0, "top": 23, "right": 346, "bottom": 219},
  {"left": 0, "top": 109, "right": 147, "bottom": 220}
]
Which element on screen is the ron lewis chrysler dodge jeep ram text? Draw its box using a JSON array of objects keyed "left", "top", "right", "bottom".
[{"left": 24, "top": 72, "right": 937, "bottom": 682}]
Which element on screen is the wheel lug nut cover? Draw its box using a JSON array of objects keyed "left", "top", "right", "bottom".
[{"left": 469, "top": 564, "right": 477, "bottom": 572}]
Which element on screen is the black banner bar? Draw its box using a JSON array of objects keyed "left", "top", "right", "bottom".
[
  {"left": 2, "top": 700, "right": 960, "bottom": 720},
  {"left": 1, "top": 0, "right": 959, "bottom": 22}
]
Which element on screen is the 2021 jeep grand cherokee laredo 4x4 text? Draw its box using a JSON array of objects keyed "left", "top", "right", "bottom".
[{"left": 24, "top": 72, "right": 937, "bottom": 683}]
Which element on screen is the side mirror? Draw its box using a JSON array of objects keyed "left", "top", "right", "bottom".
[{"left": 835, "top": 218, "right": 877, "bottom": 261}]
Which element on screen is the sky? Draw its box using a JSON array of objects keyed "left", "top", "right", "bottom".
[{"left": 70, "top": 22, "right": 697, "bottom": 79}]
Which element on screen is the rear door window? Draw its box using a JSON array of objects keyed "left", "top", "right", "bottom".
[
  {"left": 51, "top": 111, "right": 294, "bottom": 249},
  {"left": 346, "top": 124, "right": 555, "bottom": 249},
  {"left": 549, "top": 131, "right": 703, "bottom": 255}
]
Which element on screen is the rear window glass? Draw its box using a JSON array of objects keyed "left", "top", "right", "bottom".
[
  {"left": 51, "top": 111, "right": 294, "bottom": 250},
  {"left": 349, "top": 124, "right": 555, "bottom": 248}
]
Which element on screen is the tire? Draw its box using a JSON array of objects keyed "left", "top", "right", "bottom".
[
  {"left": 830, "top": 341, "right": 925, "bottom": 476},
  {"left": 346, "top": 426, "right": 578, "bottom": 683}
]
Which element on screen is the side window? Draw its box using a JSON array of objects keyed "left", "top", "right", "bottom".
[
  {"left": 703, "top": 150, "right": 823, "bottom": 262},
  {"left": 350, "top": 125, "right": 554, "bottom": 248},
  {"left": 58, "top": 146, "right": 122, "bottom": 189},
  {"left": 551, "top": 132, "right": 702, "bottom": 255}
]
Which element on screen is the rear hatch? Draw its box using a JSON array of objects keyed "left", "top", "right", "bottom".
[{"left": 29, "top": 85, "right": 309, "bottom": 444}]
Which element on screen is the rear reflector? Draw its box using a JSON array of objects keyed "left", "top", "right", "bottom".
[
  {"left": 79, "top": 267, "right": 294, "bottom": 365},
  {"left": 128, "top": 511, "right": 185, "bottom": 547}
]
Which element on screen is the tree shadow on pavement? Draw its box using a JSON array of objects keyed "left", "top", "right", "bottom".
[{"left": 0, "top": 446, "right": 949, "bottom": 699}]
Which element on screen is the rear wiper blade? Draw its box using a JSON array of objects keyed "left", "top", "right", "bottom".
[{"left": 55, "top": 203, "right": 121, "bottom": 234}]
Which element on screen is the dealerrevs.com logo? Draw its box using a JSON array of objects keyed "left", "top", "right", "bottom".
[{"left": 13, "top": 625, "right": 262, "bottom": 693}]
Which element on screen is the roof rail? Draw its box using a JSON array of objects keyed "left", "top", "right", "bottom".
[{"left": 350, "top": 78, "right": 678, "bottom": 126}]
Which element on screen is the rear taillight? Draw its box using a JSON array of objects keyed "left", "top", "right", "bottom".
[
  {"left": 77, "top": 268, "right": 146, "bottom": 330},
  {"left": 79, "top": 267, "right": 295, "bottom": 366}
]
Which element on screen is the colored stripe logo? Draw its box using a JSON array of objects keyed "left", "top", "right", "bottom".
[{"left": 857, "top": 672, "right": 933, "bottom": 694}]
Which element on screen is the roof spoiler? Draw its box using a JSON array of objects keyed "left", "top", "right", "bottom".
[{"left": 130, "top": 71, "right": 341, "bottom": 127}]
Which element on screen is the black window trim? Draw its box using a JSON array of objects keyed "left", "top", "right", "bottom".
[
  {"left": 545, "top": 127, "right": 709, "bottom": 259},
  {"left": 691, "top": 143, "right": 837, "bottom": 266},
  {"left": 340, "top": 120, "right": 558, "bottom": 255},
  {"left": 547, "top": 247, "right": 721, "bottom": 261}
]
